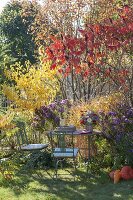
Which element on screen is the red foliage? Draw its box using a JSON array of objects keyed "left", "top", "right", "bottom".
[
  {"left": 83, "top": 70, "right": 90, "bottom": 77},
  {"left": 50, "top": 63, "right": 56, "bottom": 70},
  {"left": 42, "top": 5, "right": 132, "bottom": 91}
]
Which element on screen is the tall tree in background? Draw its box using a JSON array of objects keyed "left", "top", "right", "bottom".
[
  {"left": 37, "top": 0, "right": 93, "bottom": 100},
  {"left": 0, "top": 0, "right": 39, "bottom": 65},
  {"left": 26, "top": 0, "right": 93, "bottom": 47},
  {"left": 41, "top": 1, "right": 133, "bottom": 105}
]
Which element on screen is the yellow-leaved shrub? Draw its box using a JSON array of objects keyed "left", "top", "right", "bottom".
[
  {"left": 3, "top": 61, "right": 60, "bottom": 111},
  {"left": 0, "top": 109, "right": 15, "bottom": 129},
  {"left": 67, "top": 92, "right": 124, "bottom": 128}
]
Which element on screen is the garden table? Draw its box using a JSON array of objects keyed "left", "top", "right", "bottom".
[{"left": 70, "top": 129, "right": 102, "bottom": 171}]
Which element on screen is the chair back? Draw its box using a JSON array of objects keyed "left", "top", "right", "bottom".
[
  {"left": 16, "top": 122, "right": 29, "bottom": 149},
  {"left": 49, "top": 128, "right": 76, "bottom": 157}
]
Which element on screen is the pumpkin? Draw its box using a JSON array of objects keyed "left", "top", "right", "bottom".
[
  {"left": 130, "top": 169, "right": 133, "bottom": 179},
  {"left": 121, "top": 166, "right": 133, "bottom": 180},
  {"left": 114, "top": 170, "right": 121, "bottom": 184},
  {"left": 109, "top": 170, "right": 115, "bottom": 180}
]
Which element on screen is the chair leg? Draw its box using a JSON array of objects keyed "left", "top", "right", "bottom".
[
  {"left": 54, "top": 158, "right": 58, "bottom": 179},
  {"left": 73, "top": 158, "right": 77, "bottom": 170},
  {"left": 73, "top": 157, "right": 78, "bottom": 181}
]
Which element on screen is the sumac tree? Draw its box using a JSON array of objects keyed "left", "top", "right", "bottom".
[{"left": 41, "top": 3, "right": 133, "bottom": 105}]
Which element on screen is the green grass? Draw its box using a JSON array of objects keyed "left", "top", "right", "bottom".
[{"left": 0, "top": 168, "right": 133, "bottom": 200}]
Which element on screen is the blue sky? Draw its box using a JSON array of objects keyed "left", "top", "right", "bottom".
[{"left": 0, "top": 0, "right": 9, "bottom": 12}]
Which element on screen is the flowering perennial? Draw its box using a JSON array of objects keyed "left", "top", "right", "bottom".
[{"left": 80, "top": 111, "right": 99, "bottom": 126}]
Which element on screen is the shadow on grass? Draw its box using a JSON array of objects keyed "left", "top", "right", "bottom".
[
  {"left": 1, "top": 167, "right": 133, "bottom": 200},
  {"left": 0, "top": 151, "right": 133, "bottom": 200}
]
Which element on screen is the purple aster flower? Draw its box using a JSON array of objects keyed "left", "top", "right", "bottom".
[
  {"left": 45, "top": 112, "right": 52, "bottom": 118},
  {"left": 112, "top": 118, "right": 121, "bottom": 125},
  {"left": 124, "top": 118, "right": 130, "bottom": 123},
  {"left": 126, "top": 109, "right": 133, "bottom": 117},
  {"left": 108, "top": 111, "right": 117, "bottom": 116},
  {"left": 54, "top": 117, "right": 60, "bottom": 125},
  {"left": 58, "top": 107, "right": 64, "bottom": 113},
  {"left": 41, "top": 119, "right": 45, "bottom": 124},
  {"left": 115, "top": 134, "right": 121, "bottom": 143},
  {"left": 128, "top": 149, "right": 133, "bottom": 153},
  {"left": 60, "top": 99, "right": 68, "bottom": 105},
  {"left": 122, "top": 115, "right": 126, "bottom": 120},
  {"left": 48, "top": 102, "right": 56, "bottom": 109}
]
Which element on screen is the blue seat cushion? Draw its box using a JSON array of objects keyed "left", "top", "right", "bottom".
[{"left": 53, "top": 148, "right": 79, "bottom": 158}]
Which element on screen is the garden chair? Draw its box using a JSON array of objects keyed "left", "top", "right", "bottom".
[
  {"left": 16, "top": 122, "right": 48, "bottom": 152},
  {"left": 15, "top": 121, "right": 51, "bottom": 176},
  {"left": 49, "top": 126, "right": 79, "bottom": 179}
]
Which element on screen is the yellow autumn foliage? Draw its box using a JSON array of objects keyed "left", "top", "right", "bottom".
[
  {"left": 67, "top": 93, "right": 124, "bottom": 128},
  {"left": 3, "top": 61, "right": 60, "bottom": 111},
  {"left": 0, "top": 110, "right": 15, "bottom": 129}
]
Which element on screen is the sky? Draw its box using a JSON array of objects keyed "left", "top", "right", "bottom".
[{"left": 0, "top": 0, "right": 9, "bottom": 12}]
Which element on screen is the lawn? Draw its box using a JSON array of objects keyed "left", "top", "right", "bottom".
[{"left": 0, "top": 169, "right": 133, "bottom": 200}]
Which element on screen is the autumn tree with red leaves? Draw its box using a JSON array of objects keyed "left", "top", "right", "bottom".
[{"left": 40, "top": 1, "right": 133, "bottom": 105}]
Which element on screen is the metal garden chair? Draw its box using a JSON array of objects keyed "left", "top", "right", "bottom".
[
  {"left": 14, "top": 121, "right": 51, "bottom": 177},
  {"left": 49, "top": 126, "right": 79, "bottom": 179},
  {"left": 16, "top": 122, "right": 48, "bottom": 152}
]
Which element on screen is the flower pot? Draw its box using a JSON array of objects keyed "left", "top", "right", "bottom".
[
  {"left": 86, "top": 124, "right": 93, "bottom": 132},
  {"left": 60, "top": 118, "right": 65, "bottom": 126}
]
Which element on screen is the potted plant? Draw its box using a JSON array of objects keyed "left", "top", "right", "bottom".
[{"left": 80, "top": 111, "right": 99, "bottom": 132}]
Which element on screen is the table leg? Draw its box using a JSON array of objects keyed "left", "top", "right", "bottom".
[{"left": 87, "top": 135, "right": 91, "bottom": 173}]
